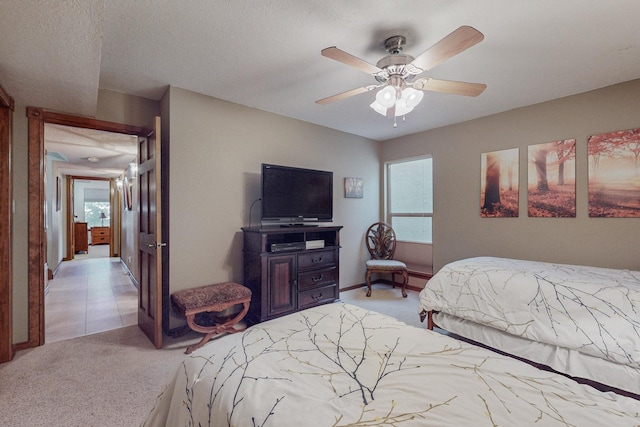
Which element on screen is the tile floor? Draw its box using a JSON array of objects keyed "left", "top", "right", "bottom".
[{"left": 45, "top": 244, "right": 138, "bottom": 343}]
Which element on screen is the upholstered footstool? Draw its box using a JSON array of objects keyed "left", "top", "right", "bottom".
[{"left": 171, "top": 282, "right": 252, "bottom": 354}]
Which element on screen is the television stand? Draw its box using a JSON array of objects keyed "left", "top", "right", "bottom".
[{"left": 241, "top": 225, "right": 342, "bottom": 324}]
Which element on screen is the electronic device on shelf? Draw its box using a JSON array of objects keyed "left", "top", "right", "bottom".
[
  {"left": 270, "top": 241, "right": 307, "bottom": 253},
  {"left": 261, "top": 163, "right": 333, "bottom": 226},
  {"left": 305, "top": 240, "right": 325, "bottom": 250}
]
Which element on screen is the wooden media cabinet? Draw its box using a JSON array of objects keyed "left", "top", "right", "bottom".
[{"left": 242, "top": 225, "right": 342, "bottom": 324}]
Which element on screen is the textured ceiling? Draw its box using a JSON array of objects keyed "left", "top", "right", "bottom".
[
  {"left": 1, "top": 1, "right": 640, "bottom": 176},
  {"left": 45, "top": 124, "right": 137, "bottom": 178}
]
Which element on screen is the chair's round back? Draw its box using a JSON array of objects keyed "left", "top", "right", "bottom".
[{"left": 366, "top": 222, "right": 397, "bottom": 260}]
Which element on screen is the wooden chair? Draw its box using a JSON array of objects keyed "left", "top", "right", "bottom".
[{"left": 365, "top": 222, "right": 408, "bottom": 298}]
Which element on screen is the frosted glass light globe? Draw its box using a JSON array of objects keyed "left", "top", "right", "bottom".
[
  {"left": 375, "top": 86, "right": 397, "bottom": 108},
  {"left": 402, "top": 87, "right": 424, "bottom": 109}
]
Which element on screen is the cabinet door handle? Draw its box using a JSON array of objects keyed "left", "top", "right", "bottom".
[
  {"left": 312, "top": 275, "right": 324, "bottom": 282},
  {"left": 311, "top": 293, "right": 323, "bottom": 301},
  {"left": 312, "top": 256, "right": 323, "bottom": 264}
]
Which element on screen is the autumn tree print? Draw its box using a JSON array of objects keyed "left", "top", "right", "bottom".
[
  {"left": 528, "top": 140, "right": 576, "bottom": 217},
  {"left": 588, "top": 128, "right": 640, "bottom": 217},
  {"left": 481, "top": 148, "right": 518, "bottom": 217}
]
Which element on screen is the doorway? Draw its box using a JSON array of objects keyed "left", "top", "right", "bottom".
[
  {"left": 68, "top": 177, "right": 113, "bottom": 260},
  {"left": 45, "top": 174, "right": 137, "bottom": 343},
  {"left": 24, "top": 108, "right": 149, "bottom": 350}
]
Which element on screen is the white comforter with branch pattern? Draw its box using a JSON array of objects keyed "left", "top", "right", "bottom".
[
  {"left": 419, "top": 256, "right": 640, "bottom": 368},
  {"left": 143, "top": 302, "right": 639, "bottom": 426}
]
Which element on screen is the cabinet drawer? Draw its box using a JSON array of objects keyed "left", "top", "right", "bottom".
[
  {"left": 298, "top": 266, "right": 337, "bottom": 291},
  {"left": 298, "top": 284, "right": 337, "bottom": 310},
  {"left": 297, "top": 250, "right": 336, "bottom": 271}
]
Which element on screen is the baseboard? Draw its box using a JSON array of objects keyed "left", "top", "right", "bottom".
[
  {"left": 339, "top": 283, "right": 367, "bottom": 292},
  {"left": 14, "top": 340, "right": 32, "bottom": 352},
  {"left": 403, "top": 263, "right": 433, "bottom": 280},
  {"left": 339, "top": 280, "right": 422, "bottom": 293},
  {"left": 120, "top": 259, "right": 139, "bottom": 290},
  {"left": 407, "top": 270, "right": 432, "bottom": 281}
]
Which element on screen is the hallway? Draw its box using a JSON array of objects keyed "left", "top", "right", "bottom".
[{"left": 45, "top": 245, "right": 138, "bottom": 343}]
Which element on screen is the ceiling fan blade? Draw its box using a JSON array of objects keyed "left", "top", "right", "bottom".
[
  {"left": 411, "top": 26, "right": 484, "bottom": 72},
  {"left": 321, "top": 47, "right": 382, "bottom": 75},
  {"left": 316, "top": 85, "right": 378, "bottom": 105},
  {"left": 415, "top": 78, "right": 486, "bottom": 97}
]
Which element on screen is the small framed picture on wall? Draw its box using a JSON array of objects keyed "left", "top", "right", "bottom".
[{"left": 344, "top": 177, "right": 363, "bottom": 198}]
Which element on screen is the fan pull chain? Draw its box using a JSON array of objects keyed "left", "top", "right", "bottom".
[{"left": 392, "top": 115, "right": 407, "bottom": 128}]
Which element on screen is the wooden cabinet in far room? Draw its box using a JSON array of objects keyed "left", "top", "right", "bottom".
[
  {"left": 91, "top": 226, "right": 110, "bottom": 245},
  {"left": 74, "top": 222, "right": 88, "bottom": 253}
]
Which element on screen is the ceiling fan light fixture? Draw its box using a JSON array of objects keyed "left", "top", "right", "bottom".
[
  {"left": 371, "top": 86, "right": 422, "bottom": 118},
  {"left": 369, "top": 100, "right": 388, "bottom": 116},
  {"left": 402, "top": 87, "right": 424, "bottom": 109},
  {"left": 375, "top": 85, "right": 397, "bottom": 108},
  {"left": 394, "top": 98, "right": 413, "bottom": 116}
]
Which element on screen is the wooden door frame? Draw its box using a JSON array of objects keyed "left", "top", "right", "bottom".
[
  {"left": 22, "top": 108, "right": 145, "bottom": 350},
  {"left": 65, "top": 175, "right": 117, "bottom": 260},
  {"left": 0, "top": 85, "right": 15, "bottom": 363}
]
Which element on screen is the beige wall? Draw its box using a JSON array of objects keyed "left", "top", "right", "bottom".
[
  {"left": 96, "top": 89, "right": 161, "bottom": 127},
  {"left": 381, "top": 79, "right": 640, "bottom": 272},
  {"left": 119, "top": 163, "right": 139, "bottom": 281},
  {"left": 45, "top": 158, "right": 64, "bottom": 281},
  {"left": 166, "top": 86, "right": 380, "bottom": 327}
]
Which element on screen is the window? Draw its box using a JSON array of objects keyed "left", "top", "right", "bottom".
[
  {"left": 84, "top": 202, "right": 110, "bottom": 228},
  {"left": 386, "top": 157, "right": 433, "bottom": 243}
]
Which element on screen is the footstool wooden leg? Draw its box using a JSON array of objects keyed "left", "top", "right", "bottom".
[
  {"left": 184, "top": 301, "right": 250, "bottom": 354},
  {"left": 171, "top": 282, "right": 252, "bottom": 354}
]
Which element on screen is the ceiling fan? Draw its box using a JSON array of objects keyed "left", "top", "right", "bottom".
[{"left": 316, "top": 26, "right": 486, "bottom": 126}]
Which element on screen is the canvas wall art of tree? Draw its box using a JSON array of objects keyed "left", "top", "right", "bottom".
[
  {"left": 528, "top": 140, "right": 576, "bottom": 217},
  {"left": 588, "top": 128, "right": 640, "bottom": 217},
  {"left": 480, "top": 148, "right": 519, "bottom": 217}
]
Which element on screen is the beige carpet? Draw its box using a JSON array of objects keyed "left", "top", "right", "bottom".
[
  {"left": 339, "top": 282, "right": 423, "bottom": 327},
  {"left": 0, "top": 283, "right": 424, "bottom": 426}
]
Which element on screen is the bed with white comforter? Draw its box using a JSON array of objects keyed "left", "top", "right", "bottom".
[
  {"left": 419, "top": 256, "right": 640, "bottom": 394},
  {"left": 143, "top": 302, "right": 639, "bottom": 426}
]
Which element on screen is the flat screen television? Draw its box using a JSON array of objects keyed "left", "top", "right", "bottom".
[{"left": 261, "top": 163, "right": 333, "bottom": 225}]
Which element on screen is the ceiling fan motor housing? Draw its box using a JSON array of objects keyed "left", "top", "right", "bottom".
[
  {"left": 375, "top": 35, "right": 422, "bottom": 83},
  {"left": 384, "top": 35, "right": 406, "bottom": 54},
  {"left": 375, "top": 54, "right": 418, "bottom": 83}
]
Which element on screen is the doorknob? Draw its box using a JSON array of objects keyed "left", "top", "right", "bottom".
[{"left": 147, "top": 242, "right": 167, "bottom": 249}]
